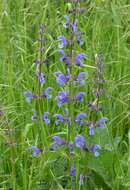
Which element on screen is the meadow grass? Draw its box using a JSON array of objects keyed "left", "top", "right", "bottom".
[{"left": 0, "top": 0, "right": 130, "bottom": 189}]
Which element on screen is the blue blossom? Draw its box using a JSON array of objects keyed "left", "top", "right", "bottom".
[
  {"left": 24, "top": 91, "right": 35, "bottom": 103},
  {"left": 77, "top": 34, "right": 84, "bottom": 46},
  {"left": 74, "top": 53, "right": 86, "bottom": 66},
  {"left": 75, "top": 135, "right": 86, "bottom": 149},
  {"left": 55, "top": 90, "right": 69, "bottom": 107},
  {"left": 75, "top": 92, "right": 85, "bottom": 102},
  {"left": 50, "top": 143, "right": 58, "bottom": 151},
  {"left": 59, "top": 50, "right": 71, "bottom": 66},
  {"left": 87, "top": 101, "right": 99, "bottom": 111},
  {"left": 59, "top": 50, "right": 67, "bottom": 62},
  {"left": 54, "top": 72, "right": 71, "bottom": 86},
  {"left": 64, "top": 107, "right": 69, "bottom": 116},
  {"left": 52, "top": 136, "right": 65, "bottom": 145},
  {"left": 70, "top": 166, "right": 76, "bottom": 177},
  {"left": 89, "top": 123, "right": 95, "bottom": 136},
  {"left": 68, "top": 141, "right": 74, "bottom": 152},
  {"left": 37, "top": 72, "right": 45, "bottom": 85},
  {"left": 75, "top": 113, "right": 87, "bottom": 125},
  {"left": 57, "top": 36, "right": 68, "bottom": 48},
  {"left": 41, "top": 87, "right": 53, "bottom": 99},
  {"left": 97, "top": 117, "right": 108, "bottom": 128},
  {"left": 29, "top": 146, "right": 42, "bottom": 157},
  {"left": 93, "top": 89, "right": 105, "bottom": 97},
  {"left": 79, "top": 174, "right": 84, "bottom": 185},
  {"left": 76, "top": 72, "right": 87, "bottom": 85},
  {"left": 43, "top": 112, "right": 50, "bottom": 125},
  {"left": 31, "top": 109, "right": 37, "bottom": 120},
  {"left": 63, "top": 15, "right": 70, "bottom": 28},
  {"left": 91, "top": 144, "right": 101, "bottom": 157},
  {"left": 71, "top": 19, "right": 78, "bottom": 32},
  {"left": 53, "top": 114, "right": 64, "bottom": 125}
]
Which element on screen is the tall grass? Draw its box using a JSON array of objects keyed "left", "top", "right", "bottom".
[{"left": 0, "top": 0, "right": 130, "bottom": 189}]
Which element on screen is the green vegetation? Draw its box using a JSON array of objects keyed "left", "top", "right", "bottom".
[{"left": 0, "top": 0, "right": 130, "bottom": 189}]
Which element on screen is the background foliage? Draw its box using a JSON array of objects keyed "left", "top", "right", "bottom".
[{"left": 0, "top": 0, "right": 130, "bottom": 189}]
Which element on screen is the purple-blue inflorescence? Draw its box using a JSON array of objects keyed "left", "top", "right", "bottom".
[
  {"left": 29, "top": 146, "right": 42, "bottom": 157},
  {"left": 75, "top": 92, "right": 85, "bottom": 102},
  {"left": 75, "top": 113, "right": 87, "bottom": 125},
  {"left": 53, "top": 114, "right": 64, "bottom": 125},
  {"left": 37, "top": 72, "right": 45, "bottom": 85},
  {"left": 55, "top": 90, "right": 69, "bottom": 107},
  {"left": 97, "top": 117, "right": 108, "bottom": 128},
  {"left": 76, "top": 72, "right": 87, "bottom": 85},
  {"left": 24, "top": 12, "right": 109, "bottom": 186},
  {"left": 24, "top": 91, "right": 35, "bottom": 103},
  {"left": 74, "top": 53, "right": 87, "bottom": 66},
  {"left": 54, "top": 71, "right": 71, "bottom": 86},
  {"left": 79, "top": 174, "right": 85, "bottom": 185},
  {"left": 70, "top": 166, "right": 76, "bottom": 177},
  {"left": 31, "top": 109, "right": 37, "bottom": 120},
  {"left": 43, "top": 112, "right": 50, "bottom": 125},
  {"left": 75, "top": 135, "right": 86, "bottom": 149},
  {"left": 52, "top": 136, "right": 66, "bottom": 146},
  {"left": 58, "top": 36, "right": 68, "bottom": 48},
  {"left": 91, "top": 144, "right": 101, "bottom": 157}
]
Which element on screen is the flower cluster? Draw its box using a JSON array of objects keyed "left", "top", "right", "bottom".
[
  {"left": 51, "top": 13, "right": 108, "bottom": 184},
  {"left": 24, "top": 25, "right": 53, "bottom": 156},
  {"left": 24, "top": 10, "right": 108, "bottom": 188}
]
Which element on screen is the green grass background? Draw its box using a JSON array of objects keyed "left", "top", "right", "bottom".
[{"left": 0, "top": 0, "right": 130, "bottom": 189}]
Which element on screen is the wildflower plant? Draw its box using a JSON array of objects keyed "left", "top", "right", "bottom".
[
  {"left": 50, "top": 2, "right": 108, "bottom": 188},
  {"left": 24, "top": 24, "right": 53, "bottom": 149},
  {"left": 23, "top": 1, "right": 109, "bottom": 189}
]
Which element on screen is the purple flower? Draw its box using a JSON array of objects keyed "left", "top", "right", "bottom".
[
  {"left": 59, "top": 50, "right": 66, "bottom": 62},
  {"left": 79, "top": 174, "right": 84, "bottom": 185},
  {"left": 68, "top": 141, "right": 74, "bottom": 152},
  {"left": 77, "top": 35, "right": 84, "bottom": 46},
  {"left": 31, "top": 109, "right": 37, "bottom": 120},
  {"left": 52, "top": 136, "right": 65, "bottom": 145},
  {"left": 70, "top": 166, "right": 76, "bottom": 177},
  {"left": 91, "top": 144, "right": 101, "bottom": 157},
  {"left": 75, "top": 92, "right": 85, "bottom": 102},
  {"left": 42, "top": 87, "right": 53, "bottom": 99},
  {"left": 29, "top": 146, "right": 42, "bottom": 157},
  {"left": 75, "top": 135, "right": 86, "bottom": 149},
  {"left": 87, "top": 102, "right": 99, "bottom": 111},
  {"left": 65, "top": 56, "right": 72, "bottom": 66},
  {"left": 43, "top": 112, "right": 50, "bottom": 125},
  {"left": 94, "top": 89, "right": 105, "bottom": 97},
  {"left": 97, "top": 117, "right": 108, "bottom": 128},
  {"left": 75, "top": 113, "right": 87, "bottom": 125},
  {"left": 54, "top": 72, "right": 71, "bottom": 86},
  {"left": 89, "top": 123, "right": 95, "bottom": 136},
  {"left": 57, "top": 36, "right": 68, "bottom": 48},
  {"left": 24, "top": 91, "right": 35, "bottom": 103},
  {"left": 71, "top": 19, "right": 78, "bottom": 32},
  {"left": 99, "top": 117, "right": 108, "bottom": 123},
  {"left": 63, "top": 15, "right": 70, "bottom": 28},
  {"left": 37, "top": 72, "right": 45, "bottom": 85},
  {"left": 74, "top": 53, "right": 86, "bottom": 66},
  {"left": 50, "top": 143, "right": 58, "bottom": 151},
  {"left": 59, "top": 50, "right": 72, "bottom": 66},
  {"left": 76, "top": 72, "right": 87, "bottom": 85},
  {"left": 55, "top": 90, "right": 69, "bottom": 107},
  {"left": 53, "top": 114, "right": 64, "bottom": 125}
]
